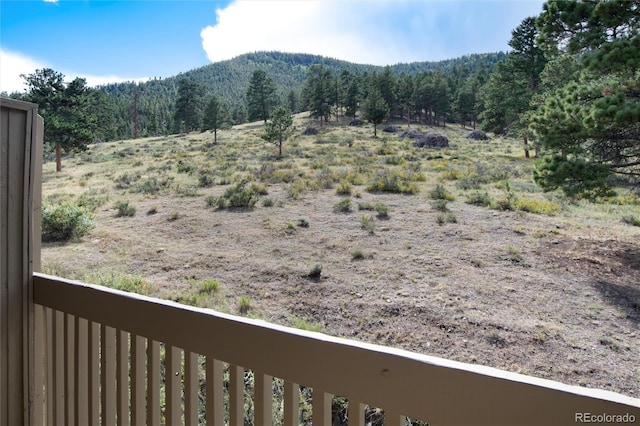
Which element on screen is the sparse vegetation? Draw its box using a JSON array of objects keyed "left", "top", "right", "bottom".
[{"left": 38, "top": 109, "right": 640, "bottom": 400}]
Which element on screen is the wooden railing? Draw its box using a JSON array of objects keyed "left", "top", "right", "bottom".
[{"left": 32, "top": 273, "right": 640, "bottom": 426}]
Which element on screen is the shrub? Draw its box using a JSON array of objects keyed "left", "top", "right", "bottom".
[
  {"left": 297, "top": 217, "right": 310, "bottom": 228},
  {"left": 198, "top": 170, "right": 215, "bottom": 187},
  {"left": 238, "top": 296, "right": 252, "bottom": 315},
  {"left": 333, "top": 198, "right": 352, "bottom": 213},
  {"left": 198, "top": 279, "right": 220, "bottom": 295},
  {"left": 336, "top": 180, "right": 352, "bottom": 196},
  {"left": 361, "top": 214, "right": 376, "bottom": 234},
  {"left": 429, "top": 184, "right": 455, "bottom": 201},
  {"left": 261, "top": 197, "right": 274, "bottom": 207},
  {"left": 622, "top": 214, "right": 640, "bottom": 227},
  {"left": 366, "top": 168, "right": 419, "bottom": 194},
  {"left": 210, "top": 182, "right": 260, "bottom": 209},
  {"left": 115, "top": 201, "right": 136, "bottom": 217},
  {"left": 515, "top": 198, "right": 561, "bottom": 215},
  {"left": 374, "top": 202, "right": 389, "bottom": 219},
  {"left": 307, "top": 264, "right": 322, "bottom": 280},
  {"left": 351, "top": 249, "right": 365, "bottom": 260},
  {"left": 42, "top": 202, "right": 94, "bottom": 242},
  {"left": 432, "top": 199, "right": 449, "bottom": 212},
  {"left": 436, "top": 212, "right": 457, "bottom": 225},
  {"left": 465, "top": 191, "right": 492, "bottom": 206},
  {"left": 147, "top": 206, "right": 158, "bottom": 215}
]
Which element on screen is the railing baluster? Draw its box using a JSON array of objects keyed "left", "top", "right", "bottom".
[
  {"left": 283, "top": 381, "right": 299, "bottom": 426},
  {"left": 88, "top": 321, "right": 100, "bottom": 425},
  {"left": 131, "top": 335, "right": 146, "bottom": 426},
  {"left": 165, "top": 345, "right": 182, "bottom": 426},
  {"left": 347, "top": 401, "right": 364, "bottom": 426},
  {"left": 65, "top": 314, "right": 75, "bottom": 426},
  {"left": 101, "top": 325, "right": 117, "bottom": 426},
  {"left": 116, "top": 330, "right": 129, "bottom": 425},
  {"left": 184, "top": 351, "right": 198, "bottom": 426},
  {"left": 254, "top": 372, "right": 273, "bottom": 426},
  {"left": 53, "top": 310, "right": 64, "bottom": 425},
  {"left": 33, "top": 305, "right": 46, "bottom": 425},
  {"left": 205, "top": 357, "right": 223, "bottom": 426},
  {"left": 312, "top": 389, "right": 332, "bottom": 426},
  {"left": 75, "top": 317, "right": 89, "bottom": 426},
  {"left": 229, "top": 364, "right": 244, "bottom": 425},
  {"left": 146, "top": 340, "right": 161, "bottom": 426},
  {"left": 44, "top": 307, "right": 54, "bottom": 425}
]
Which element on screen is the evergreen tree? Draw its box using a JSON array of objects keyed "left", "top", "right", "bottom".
[
  {"left": 261, "top": 106, "right": 294, "bottom": 157},
  {"left": 247, "top": 70, "right": 278, "bottom": 123},
  {"left": 531, "top": 0, "right": 640, "bottom": 197},
  {"left": 362, "top": 81, "right": 389, "bottom": 137},
  {"left": 396, "top": 73, "right": 415, "bottom": 127},
  {"left": 304, "top": 65, "right": 334, "bottom": 126},
  {"left": 478, "top": 17, "right": 547, "bottom": 156},
  {"left": 22, "top": 68, "right": 100, "bottom": 172},
  {"left": 378, "top": 66, "right": 398, "bottom": 118},
  {"left": 203, "top": 95, "right": 228, "bottom": 143},
  {"left": 173, "top": 78, "right": 204, "bottom": 133}
]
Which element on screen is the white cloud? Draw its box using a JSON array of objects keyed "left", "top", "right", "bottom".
[
  {"left": 43, "top": 0, "right": 59, "bottom": 3},
  {"left": 0, "top": 49, "right": 149, "bottom": 94},
  {"left": 0, "top": 49, "right": 46, "bottom": 93},
  {"left": 200, "top": 1, "right": 408, "bottom": 66},
  {"left": 201, "top": 0, "right": 546, "bottom": 66}
]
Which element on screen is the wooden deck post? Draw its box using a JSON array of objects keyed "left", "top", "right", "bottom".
[{"left": 0, "top": 97, "right": 43, "bottom": 426}]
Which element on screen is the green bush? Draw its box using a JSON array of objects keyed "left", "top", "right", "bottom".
[
  {"left": 115, "top": 201, "right": 136, "bottom": 217},
  {"left": 209, "top": 182, "right": 260, "bottom": 209},
  {"left": 374, "top": 202, "right": 389, "bottom": 219},
  {"left": 336, "top": 180, "right": 352, "bottom": 196},
  {"left": 429, "top": 184, "right": 455, "bottom": 201},
  {"left": 42, "top": 202, "right": 94, "bottom": 242},
  {"left": 465, "top": 191, "right": 492, "bottom": 206},
  {"left": 333, "top": 198, "right": 352, "bottom": 213},
  {"left": 366, "top": 168, "right": 419, "bottom": 194}
]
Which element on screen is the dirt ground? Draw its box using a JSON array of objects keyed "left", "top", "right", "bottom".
[{"left": 42, "top": 179, "right": 640, "bottom": 398}]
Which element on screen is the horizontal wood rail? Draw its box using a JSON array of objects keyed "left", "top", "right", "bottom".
[{"left": 32, "top": 273, "right": 640, "bottom": 425}]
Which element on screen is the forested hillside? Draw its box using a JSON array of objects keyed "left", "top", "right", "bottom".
[{"left": 99, "top": 51, "right": 507, "bottom": 140}]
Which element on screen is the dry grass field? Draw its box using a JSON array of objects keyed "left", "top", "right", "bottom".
[{"left": 40, "top": 114, "right": 640, "bottom": 398}]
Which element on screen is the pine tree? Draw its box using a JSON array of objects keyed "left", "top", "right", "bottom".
[
  {"left": 247, "top": 70, "right": 278, "bottom": 123},
  {"left": 173, "top": 78, "right": 204, "bottom": 133},
  {"left": 531, "top": 0, "right": 640, "bottom": 197},
  {"left": 362, "top": 81, "right": 389, "bottom": 137},
  {"left": 304, "top": 65, "right": 334, "bottom": 126},
  {"left": 22, "top": 68, "right": 100, "bottom": 172},
  {"left": 261, "top": 106, "right": 294, "bottom": 157},
  {"left": 203, "top": 95, "right": 228, "bottom": 144}
]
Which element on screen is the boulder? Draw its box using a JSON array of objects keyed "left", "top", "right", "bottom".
[
  {"left": 399, "top": 129, "right": 424, "bottom": 139},
  {"left": 412, "top": 133, "right": 450, "bottom": 148},
  {"left": 465, "top": 130, "right": 490, "bottom": 140}
]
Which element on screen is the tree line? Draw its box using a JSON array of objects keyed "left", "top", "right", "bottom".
[{"left": 6, "top": 0, "right": 638, "bottom": 196}]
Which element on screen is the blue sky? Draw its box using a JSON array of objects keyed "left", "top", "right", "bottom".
[{"left": 1, "top": 0, "right": 546, "bottom": 93}]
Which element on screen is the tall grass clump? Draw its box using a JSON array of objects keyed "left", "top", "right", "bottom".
[
  {"left": 114, "top": 201, "right": 136, "bottom": 217},
  {"left": 42, "top": 202, "right": 94, "bottom": 242},
  {"left": 207, "top": 182, "right": 260, "bottom": 209},
  {"left": 429, "top": 184, "right": 455, "bottom": 201},
  {"left": 366, "top": 168, "right": 419, "bottom": 194}
]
